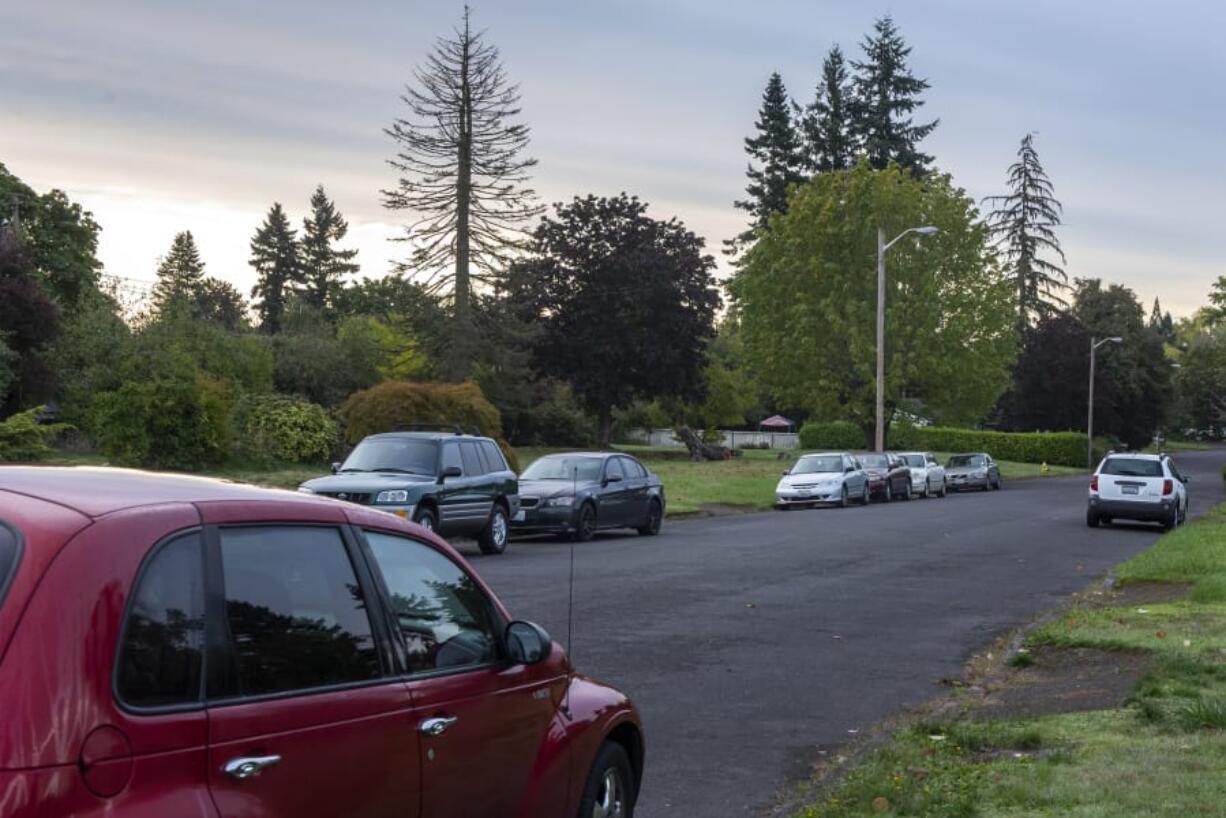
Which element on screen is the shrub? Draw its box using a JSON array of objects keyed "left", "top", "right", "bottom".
[
  {"left": 337, "top": 380, "right": 519, "bottom": 471},
  {"left": 888, "top": 425, "right": 1105, "bottom": 468},
  {"left": 0, "top": 406, "right": 71, "bottom": 461},
  {"left": 508, "top": 395, "right": 594, "bottom": 447},
  {"left": 235, "top": 394, "right": 339, "bottom": 464},
  {"left": 798, "top": 420, "right": 866, "bottom": 450},
  {"left": 92, "top": 373, "right": 233, "bottom": 469}
]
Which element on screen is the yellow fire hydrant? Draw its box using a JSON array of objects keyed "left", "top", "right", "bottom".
[{"left": 1040, "top": 462, "right": 1050, "bottom": 476}]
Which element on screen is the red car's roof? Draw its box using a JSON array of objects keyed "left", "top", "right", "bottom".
[{"left": 0, "top": 466, "right": 321, "bottom": 518}]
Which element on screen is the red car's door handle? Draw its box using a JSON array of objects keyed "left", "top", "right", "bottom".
[
  {"left": 420, "top": 716, "right": 458, "bottom": 737},
  {"left": 223, "top": 754, "right": 282, "bottom": 780}
]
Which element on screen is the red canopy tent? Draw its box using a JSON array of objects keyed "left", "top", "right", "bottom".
[{"left": 758, "top": 414, "right": 795, "bottom": 432}]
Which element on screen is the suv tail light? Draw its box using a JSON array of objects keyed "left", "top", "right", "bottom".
[
  {"left": 1163, "top": 479, "right": 1173, "bottom": 496},
  {"left": 1090, "top": 475, "right": 1098, "bottom": 492}
]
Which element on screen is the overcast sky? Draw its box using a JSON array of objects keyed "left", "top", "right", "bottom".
[{"left": 3, "top": 0, "right": 1223, "bottom": 315}]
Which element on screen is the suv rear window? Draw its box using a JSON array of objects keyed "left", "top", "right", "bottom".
[
  {"left": 0, "top": 522, "right": 20, "bottom": 607},
  {"left": 1102, "top": 458, "right": 1163, "bottom": 477}
]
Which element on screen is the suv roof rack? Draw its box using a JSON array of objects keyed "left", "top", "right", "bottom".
[{"left": 395, "top": 423, "right": 466, "bottom": 435}]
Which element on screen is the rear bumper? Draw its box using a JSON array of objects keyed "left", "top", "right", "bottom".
[{"left": 1088, "top": 496, "right": 1174, "bottom": 522}]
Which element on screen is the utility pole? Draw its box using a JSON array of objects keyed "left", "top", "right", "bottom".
[{"left": 1088, "top": 336, "right": 1123, "bottom": 468}]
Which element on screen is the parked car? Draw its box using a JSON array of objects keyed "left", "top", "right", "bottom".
[
  {"left": 897, "top": 451, "right": 947, "bottom": 498},
  {"left": 1088, "top": 452, "right": 1189, "bottom": 529},
  {"left": 513, "top": 452, "right": 665, "bottom": 541},
  {"left": 0, "top": 466, "right": 643, "bottom": 818},
  {"left": 775, "top": 452, "right": 869, "bottom": 508},
  {"left": 945, "top": 453, "right": 1001, "bottom": 492},
  {"left": 299, "top": 429, "right": 519, "bottom": 555},
  {"left": 857, "top": 452, "right": 913, "bottom": 501}
]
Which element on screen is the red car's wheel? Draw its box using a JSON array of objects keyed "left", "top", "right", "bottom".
[{"left": 577, "top": 742, "right": 636, "bottom": 818}]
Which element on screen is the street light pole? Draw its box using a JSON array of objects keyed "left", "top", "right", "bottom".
[
  {"left": 1087, "top": 336, "right": 1123, "bottom": 468},
  {"left": 875, "top": 225, "right": 939, "bottom": 451}
]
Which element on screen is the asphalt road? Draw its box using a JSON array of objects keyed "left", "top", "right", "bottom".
[{"left": 466, "top": 449, "right": 1225, "bottom": 818}]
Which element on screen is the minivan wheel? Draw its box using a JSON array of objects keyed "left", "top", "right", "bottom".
[
  {"left": 413, "top": 506, "right": 438, "bottom": 533},
  {"left": 578, "top": 742, "right": 635, "bottom": 818},
  {"left": 478, "top": 504, "right": 510, "bottom": 555},
  {"left": 637, "top": 500, "right": 663, "bottom": 536},
  {"left": 573, "top": 503, "right": 597, "bottom": 542}
]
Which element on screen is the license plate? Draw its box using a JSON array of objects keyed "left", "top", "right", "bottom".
[
  {"left": 513, "top": 510, "right": 526, "bottom": 522},
  {"left": 797, "top": 491, "right": 811, "bottom": 498},
  {"left": 1122, "top": 485, "right": 1139, "bottom": 496}
]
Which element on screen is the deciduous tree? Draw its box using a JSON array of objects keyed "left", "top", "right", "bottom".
[
  {"left": 0, "top": 226, "right": 63, "bottom": 414},
  {"left": 514, "top": 194, "right": 721, "bottom": 446},
  {"left": 731, "top": 163, "right": 1015, "bottom": 446}
]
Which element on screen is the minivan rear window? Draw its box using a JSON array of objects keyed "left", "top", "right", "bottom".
[{"left": 0, "top": 522, "right": 19, "bottom": 607}]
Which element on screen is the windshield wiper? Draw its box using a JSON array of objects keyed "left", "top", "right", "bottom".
[
  {"left": 338, "top": 468, "right": 368, "bottom": 473},
  {"left": 371, "top": 467, "right": 424, "bottom": 475}
]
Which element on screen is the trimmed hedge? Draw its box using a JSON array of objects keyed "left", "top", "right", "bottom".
[
  {"left": 889, "top": 425, "right": 1105, "bottom": 468},
  {"left": 798, "top": 420, "right": 866, "bottom": 450},
  {"left": 337, "top": 380, "right": 519, "bottom": 471}
]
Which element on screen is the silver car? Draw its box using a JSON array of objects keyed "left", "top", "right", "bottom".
[
  {"left": 898, "top": 451, "right": 947, "bottom": 497},
  {"left": 945, "top": 452, "right": 1002, "bottom": 492},
  {"left": 776, "top": 452, "right": 869, "bottom": 509}
]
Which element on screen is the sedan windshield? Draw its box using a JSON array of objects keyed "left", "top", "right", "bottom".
[
  {"left": 521, "top": 455, "right": 604, "bottom": 481},
  {"left": 1101, "top": 458, "right": 1163, "bottom": 477},
  {"left": 791, "top": 455, "right": 843, "bottom": 474},
  {"left": 858, "top": 454, "right": 889, "bottom": 469},
  {"left": 341, "top": 438, "right": 438, "bottom": 475},
  {"left": 902, "top": 455, "right": 926, "bottom": 468},
  {"left": 948, "top": 455, "right": 986, "bottom": 468}
]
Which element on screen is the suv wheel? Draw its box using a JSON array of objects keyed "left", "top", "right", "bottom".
[
  {"left": 478, "top": 504, "right": 509, "bottom": 555},
  {"left": 577, "top": 742, "right": 635, "bottom": 818},
  {"left": 413, "top": 506, "right": 438, "bottom": 533},
  {"left": 637, "top": 499, "right": 663, "bottom": 536},
  {"left": 1086, "top": 508, "right": 1100, "bottom": 528}
]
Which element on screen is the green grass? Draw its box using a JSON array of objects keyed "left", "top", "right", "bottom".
[{"left": 792, "top": 504, "right": 1226, "bottom": 817}]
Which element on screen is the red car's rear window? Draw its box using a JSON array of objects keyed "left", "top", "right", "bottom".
[{"left": 0, "top": 522, "right": 19, "bottom": 608}]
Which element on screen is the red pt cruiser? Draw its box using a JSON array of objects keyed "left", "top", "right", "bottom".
[{"left": 0, "top": 467, "right": 643, "bottom": 818}]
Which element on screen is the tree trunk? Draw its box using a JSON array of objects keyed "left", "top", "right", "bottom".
[
  {"left": 675, "top": 426, "right": 730, "bottom": 461},
  {"left": 448, "top": 26, "right": 474, "bottom": 383},
  {"left": 597, "top": 407, "right": 613, "bottom": 449}
]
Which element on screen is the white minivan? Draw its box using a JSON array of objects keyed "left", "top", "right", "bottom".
[{"left": 1087, "top": 452, "right": 1189, "bottom": 529}]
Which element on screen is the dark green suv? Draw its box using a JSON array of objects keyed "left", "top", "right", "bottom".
[{"left": 298, "top": 430, "right": 520, "bottom": 554}]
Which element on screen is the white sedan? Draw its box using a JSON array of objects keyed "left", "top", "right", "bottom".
[
  {"left": 897, "top": 451, "right": 947, "bottom": 498},
  {"left": 776, "top": 452, "right": 869, "bottom": 508}
]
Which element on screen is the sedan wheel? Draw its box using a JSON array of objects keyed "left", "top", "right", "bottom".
[
  {"left": 573, "top": 503, "right": 597, "bottom": 542},
  {"left": 839, "top": 485, "right": 849, "bottom": 508},
  {"left": 637, "top": 500, "right": 663, "bottom": 536},
  {"left": 860, "top": 483, "right": 870, "bottom": 505},
  {"left": 883, "top": 483, "right": 892, "bottom": 502}
]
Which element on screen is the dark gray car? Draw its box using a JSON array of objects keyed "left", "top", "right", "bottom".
[
  {"left": 512, "top": 452, "right": 666, "bottom": 541},
  {"left": 945, "top": 452, "right": 1002, "bottom": 492}
]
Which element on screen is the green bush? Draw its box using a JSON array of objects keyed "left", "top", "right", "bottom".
[
  {"left": 888, "top": 425, "right": 1104, "bottom": 468},
  {"left": 92, "top": 373, "right": 233, "bottom": 469},
  {"left": 0, "top": 406, "right": 70, "bottom": 461},
  {"left": 236, "top": 394, "right": 339, "bottom": 464},
  {"left": 337, "top": 380, "right": 519, "bottom": 471},
  {"left": 798, "top": 420, "right": 866, "bottom": 450}
]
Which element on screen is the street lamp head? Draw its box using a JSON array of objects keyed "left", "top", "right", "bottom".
[
  {"left": 1107, "top": 336, "right": 1123, "bottom": 344},
  {"left": 914, "top": 226, "right": 940, "bottom": 236}
]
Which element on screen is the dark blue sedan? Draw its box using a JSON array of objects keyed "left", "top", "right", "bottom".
[{"left": 512, "top": 452, "right": 666, "bottom": 541}]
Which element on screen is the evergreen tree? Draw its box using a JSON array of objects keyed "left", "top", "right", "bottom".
[
  {"left": 194, "top": 277, "right": 249, "bottom": 331},
  {"left": 732, "top": 72, "right": 806, "bottom": 248},
  {"left": 850, "top": 16, "right": 938, "bottom": 174},
  {"left": 300, "top": 185, "right": 359, "bottom": 312},
  {"left": 799, "top": 46, "right": 856, "bottom": 173},
  {"left": 983, "top": 133, "right": 1068, "bottom": 325},
  {"left": 383, "top": 6, "right": 541, "bottom": 381},
  {"left": 1149, "top": 297, "right": 1174, "bottom": 342},
  {"left": 249, "top": 203, "right": 301, "bottom": 334},
  {"left": 151, "top": 231, "right": 206, "bottom": 314},
  {"left": 1206, "top": 277, "right": 1226, "bottom": 327}
]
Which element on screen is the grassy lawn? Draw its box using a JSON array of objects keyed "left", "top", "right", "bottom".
[{"left": 790, "top": 502, "right": 1226, "bottom": 817}]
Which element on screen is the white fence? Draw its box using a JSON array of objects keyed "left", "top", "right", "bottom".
[{"left": 623, "top": 428, "right": 800, "bottom": 450}]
